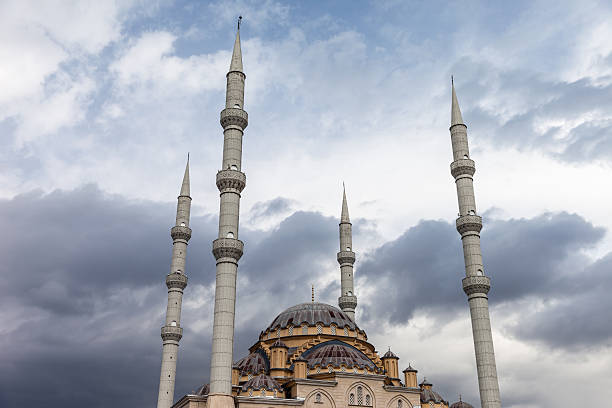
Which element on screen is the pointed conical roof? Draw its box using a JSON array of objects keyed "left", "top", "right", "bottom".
[
  {"left": 180, "top": 155, "right": 190, "bottom": 197},
  {"left": 341, "top": 184, "right": 350, "bottom": 223},
  {"left": 229, "top": 26, "right": 243, "bottom": 73},
  {"left": 451, "top": 77, "right": 464, "bottom": 126}
]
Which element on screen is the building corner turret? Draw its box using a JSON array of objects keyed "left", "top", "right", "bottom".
[
  {"left": 449, "top": 79, "right": 501, "bottom": 408},
  {"left": 338, "top": 185, "right": 357, "bottom": 321},
  {"left": 208, "top": 18, "right": 248, "bottom": 408},
  {"left": 157, "top": 157, "right": 192, "bottom": 408}
]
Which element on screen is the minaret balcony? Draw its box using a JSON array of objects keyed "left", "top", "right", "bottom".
[
  {"left": 456, "top": 214, "right": 483, "bottom": 235},
  {"left": 338, "top": 295, "right": 357, "bottom": 310},
  {"left": 337, "top": 250, "right": 356, "bottom": 265},
  {"left": 220, "top": 108, "right": 248, "bottom": 130},
  {"left": 450, "top": 158, "right": 475, "bottom": 178},
  {"left": 171, "top": 225, "right": 192, "bottom": 242},
  {"left": 161, "top": 325, "right": 183, "bottom": 342},
  {"left": 216, "top": 169, "right": 246, "bottom": 193},
  {"left": 462, "top": 275, "right": 491, "bottom": 296},
  {"left": 166, "top": 272, "right": 188, "bottom": 289},
  {"left": 212, "top": 237, "right": 244, "bottom": 261}
]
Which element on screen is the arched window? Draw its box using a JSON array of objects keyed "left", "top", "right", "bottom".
[
  {"left": 276, "top": 328, "right": 281, "bottom": 338},
  {"left": 288, "top": 325, "right": 293, "bottom": 335},
  {"left": 248, "top": 389, "right": 253, "bottom": 397},
  {"left": 248, "top": 373, "right": 253, "bottom": 380},
  {"left": 230, "top": 164, "right": 238, "bottom": 170},
  {"left": 261, "top": 389, "right": 266, "bottom": 397},
  {"left": 398, "top": 399, "right": 403, "bottom": 408},
  {"left": 226, "top": 231, "right": 235, "bottom": 238},
  {"left": 328, "top": 365, "right": 333, "bottom": 373},
  {"left": 344, "top": 327, "right": 349, "bottom": 336},
  {"left": 170, "top": 320, "right": 177, "bottom": 327},
  {"left": 349, "top": 393, "right": 355, "bottom": 405},
  {"left": 315, "top": 393, "right": 321, "bottom": 403},
  {"left": 357, "top": 386, "right": 363, "bottom": 405},
  {"left": 317, "top": 324, "right": 322, "bottom": 334},
  {"left": 365, "top": 395, "right": 371, "bottom": 406},
  {"left": 429, "top": 402, "right": 434, "bottom": 408},
  {"left": 331, "top": 325, "right": 336, "bottom": 335},
  {"left": 302, "top": 325, "right": 308, "bottom": 335}
]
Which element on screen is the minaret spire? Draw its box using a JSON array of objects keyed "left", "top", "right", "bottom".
[
  {"left": 157, "top": 158, "right": 192, "bottom": 408},
  {"left": 337, "top": 185, "right": 357, "bottom": 321},
  {"left": 448, "top": 80, "right": 501, "bottom": 408},
  {"left": 208, "top": 20, "right": 248, "bottom": 408}
]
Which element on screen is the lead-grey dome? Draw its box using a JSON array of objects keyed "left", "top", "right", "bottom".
[{"left": 266, "top": 302, "right": 358, "bottom": 331}]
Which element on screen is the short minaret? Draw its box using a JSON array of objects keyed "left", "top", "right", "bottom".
[
  {"left": 448, "top": 79, "right": 501, "bottom": 408},
  {"left": 157, "top": 158, "right": 192, "bottom": 408},
  {"left": 337, "top": 185, "right": 357, "bottom": 321},
  {"left": 208, "top": 18, "right": 248, "bottom": 408}
]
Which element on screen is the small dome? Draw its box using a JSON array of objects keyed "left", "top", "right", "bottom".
[
  {"left": 194, "top": 383, "right": 209, "bottom": 396},
  {"left": 267, "top": 302, "right": 358, "bottom": 332},
  {"left": 234, "top": 348, "right": 270, "bottom": 375},
  {"left": 241, "top": 374, "right": 282, "bottom": 392},
  {"left": 450, "top": 400, "right": 474, "bottom": 408},
  {"left": 420, "top": 386, "right": 448, "bottom": 405},
  {"left": 299, "top": 340, "right": 379, "bottom": 372},
  {"left": 403, "top": 364, "right": 417, "bottom": 373},
  {"left": 382, "top": 349, "right": 399, "bottom": 359}
]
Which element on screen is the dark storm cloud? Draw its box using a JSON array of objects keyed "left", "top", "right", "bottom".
[
  {"left": 248, "top": 197, "right": 294, "bottom": 220},
  {"left": 451, "top": 56, "right": 612, "bottom": 163},
  {"left": 357, "top": 212, "right": 611, "bottom": 349},
  {"left": 1, "top": 187, "right": 611, "bottom": 408}
]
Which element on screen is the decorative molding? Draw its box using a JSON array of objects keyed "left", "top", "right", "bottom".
[
  {"left": 212, "top": 237, "right": 244, "bottom": 261},
  {"left": 462, "top": 275, "right": 491, "bottom": 295},
  {"left": 450, "top": 158, "right": 476, "bottom": 178},
  {"left": 166, "top": 272, "right": 188, "bottom": 289},
  {"left": 161, "top": 325, "right": 183, "bottom": 342},
  {"left": 216, "top": 169, "right": 246, "bottom": 193},
  {"left": 338, "top": 295, "right": 357, "bottom": 310},
  {"left": 220, "top": 107, "right": 248, "bottom": 130},
  {"left": 171, "top": 225, "right": 192, "bottom": 242},
  {"left": 337, "top": 251, "right": 356, "bottom": 265},
  {"left": 456, "top": 215, "right": 483, "bottom": 235}
]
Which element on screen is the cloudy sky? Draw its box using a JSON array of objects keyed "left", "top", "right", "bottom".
[{"left": 1, "top": 0, "right": 612, "bottom": 407}]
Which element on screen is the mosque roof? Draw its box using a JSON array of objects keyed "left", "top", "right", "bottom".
[
  {"left": 450, "top": 400, "right": 474, "bottom": 408},
  {"left": 267, "top": 302, "right": 359, "bottom": 332},
  {"left": 241, "top": 374, "right": 283, "bottom": 391},
  {"left": 234, "top": 348, "right": 270, "bottom": 375},
  {"left": 420, "top": 388, "right": 448, "bottom": 405},
  {"left": 299, "top": 340, "right": 379, "bottom": 371}
]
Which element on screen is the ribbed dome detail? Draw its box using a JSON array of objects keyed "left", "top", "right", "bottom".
[
  {"left": 241, "top": 374, "right": 282, "bottom": 391},
  {"left": 267, "top": 302, "right": 358, "bottom": 331},
  {"left": 299, "top": 340, "right": 379, "bottom": 372},
  {"left": 450, "top": 401, "right": 474, "bottom": 408},
  {"left": 234, "top": 348, "right": 270, "bottom": 375},
  {"left": 420, "top": 388, "right": 448, "bottom": 404}
]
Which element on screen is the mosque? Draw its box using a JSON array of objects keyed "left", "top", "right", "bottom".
[{"left": 155, "top": 21, "right": 501, "bottom": 408}]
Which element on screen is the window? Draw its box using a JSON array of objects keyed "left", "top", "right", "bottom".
[
  {"left": 365, "top": 395, "right": 371, "bottom": 406},
  {"left": 277, "top": 328, "right": 281, "bottom": 338},
  {"left": 315, "top": 393, "right": 322, "bottom": 403},
  {"left": 231, "top": 164, "right": 238, "bottom": 170},
  {"left": 227, "top": 231, "right": 235, "bottom": 238},
  {"left": 398, "top": 400, "right": 403, "bottom": 408},
  {"left": 331, "top": 325, "right": 336, "bottom": 335},
  {"left": 317, "top": 324, "right": 322, "bottom": 334},
  {"left": 303, "top": 325, "right": 308, "bottom": 335},
  {"left": 234, "top": 104, "right": 241, "bottom": 109},
  {"left": 346, "top": 246, "right": 351, "bottom": 251},
  {"left": 349, "top": 394, "right": 355, "bottom": 405},
  {"left": 274, "top": 390, "right": 278, "bottom": 398},
  {"left": 344, "top": 327, "right": 349, "bottom": 336},
  {"left": 170, "top": 320, "right": 177, "bottom": 327},
  {"left": 261, "top": 389, "right": 266, "bottom": 397},
  {"left": 288, "top": 325, "right": 293, "bottom": 335},
  {"left": 328, "top": 366, "right": 333, "bottom": 373},
  {"left": 248, "top": 389, "right": 253, "bottom": 397},
  {"left": 180, "top": 222, "right": 186, "bottom": 226},
  {"left": 463, "top": 154, "right": 469, "bottom": 159},
  {"left": 429, "top": 403, "right": 434, "bottom": 408},
  {"left": 316, "top": 366, "right": 321, "bottom": 374},
  {"left": 248, "top": 373, "right": 253, "bottom": 380},
  {"left": 357, "top": 387, "right": 363, "bottom": 405},
  {"left": 477, "top": 269, "right": 484, "bottom": 276}
]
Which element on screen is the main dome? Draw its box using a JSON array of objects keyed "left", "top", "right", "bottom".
[{"left": 267, "top": 302, "right": 359, "bottom": 331}]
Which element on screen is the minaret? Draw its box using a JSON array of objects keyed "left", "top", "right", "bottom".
[
  {"left": 337, "top": 185, "right": 357, "bottom": 320},
  {"left": 208, "top": 18, "right": 248, "bottom": 408},
  {"left": 448, "top": 79, "right": 501, "bottom": 408},
  {"left": 157, "top": 158, "right": 192, "bottom": 408}
]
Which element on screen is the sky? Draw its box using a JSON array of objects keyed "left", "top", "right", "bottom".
[{"left": 1, "top": 0, "right": 612, "bottom": 407}]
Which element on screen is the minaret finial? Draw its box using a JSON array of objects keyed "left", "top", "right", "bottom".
[
  {"left": 238, "top": 15, "right": 242, "bottom": 30},
  {"left": 229, "top": 17, "right": 244, "bottom": 73},
  {"left": 341, "top": 183, "right": 350, "bottom": 223},
  {"left": 311, "top": 284, "right": 315, "bottom": 302},
  {"left": 451, "top": 77, "right": 464, "bottom": 127},
  {"left": 180, "top": 156, "right": 190, "bottom": 197}
]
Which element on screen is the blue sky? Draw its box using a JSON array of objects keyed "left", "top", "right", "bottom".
[{"left": 1, "top": 1, "right": 612, "bottom": 407}]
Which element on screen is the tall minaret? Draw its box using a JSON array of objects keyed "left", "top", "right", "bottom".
[
  {"left": 208, "top": 18, "right": 247, "bottom": 408},
  {"left": 157, "top": 158, "right": 192, "bottom": 408},
  {"left": 449, "top": 79, "right": 501, "bottom": 408},
  {"left": 337, "top": 185, "right": 357, "bottom": 320}
]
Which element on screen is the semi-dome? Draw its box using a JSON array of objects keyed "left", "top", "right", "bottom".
[
  {"left": 267, "top": 302, "right": 358, "bottom": 331},
  {"left": 299, "top": 340, "right": 379, "bottom": 372},
  {"left": 234, "top": 348, "right": 270, "bottom": 375},
  {"left": 420, "top": 388, "right": 448, "bottom": 405}
]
